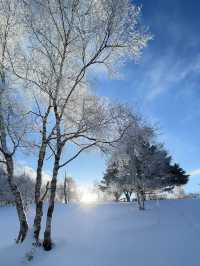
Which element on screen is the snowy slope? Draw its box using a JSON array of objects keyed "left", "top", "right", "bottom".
[{"left": 1, "top": 200, "right": 200, "bottom": 266}]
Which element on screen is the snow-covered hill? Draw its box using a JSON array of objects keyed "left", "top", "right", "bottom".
[{"left": 1, "top": 200, "right": 200, "bottom": 266}]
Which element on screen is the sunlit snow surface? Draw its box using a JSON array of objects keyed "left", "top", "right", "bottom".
[{"left": 1, "top": 200, "right": 200, "bottom": 266}]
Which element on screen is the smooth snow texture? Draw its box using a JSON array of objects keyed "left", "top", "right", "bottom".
[{"left": 1, "top": 200, "right": 200, "bottom": 266}]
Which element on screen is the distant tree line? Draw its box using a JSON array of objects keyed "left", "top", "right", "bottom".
[
  {"left": 0, "top": 166, "right": 78, "bottom": 206},
  {"left": 0, "top": 168, "right": 35, "bottom": 208}
]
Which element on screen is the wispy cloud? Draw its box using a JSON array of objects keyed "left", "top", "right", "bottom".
[
  {"left": 135, "top": 9, "right": 200, "bottom": 103},
  {"left": 189, "top": 168, "right": 200, "bottom": 176},
  {"left": 143, "top": 53, "right": 200, "bottom": 102}
]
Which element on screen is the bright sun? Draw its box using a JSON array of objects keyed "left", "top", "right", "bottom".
[{"left": 80, "top": 191, "right": 98, "bottom": 204}]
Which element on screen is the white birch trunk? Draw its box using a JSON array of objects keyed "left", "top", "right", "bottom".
[
  {"left": 0, "top": 90, "right": 28, "bottom": 242},
  {"left": 43, "top": 150, "right": 61, "bottom": 251}
]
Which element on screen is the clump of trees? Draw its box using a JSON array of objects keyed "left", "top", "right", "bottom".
[
  {"left": 0, "top": 0, "right": 151, "bottom": 250},
  {"left": 100, "top": 109, "right": 189, "bottom": 209}
]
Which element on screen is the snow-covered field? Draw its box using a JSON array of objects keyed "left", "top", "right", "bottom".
[{"left": 1, "top": 200, "right": 200, "bottom": 266}]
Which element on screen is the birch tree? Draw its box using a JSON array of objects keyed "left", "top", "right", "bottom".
[
  {"left": 12, "top": 0, "right": 151, "bottom": 249},
  {"left": 0, "top": 0, "right": 29, "bottom": 243},
  {"left": 0, "top": 85, "right": 30, "bottom": 243}
]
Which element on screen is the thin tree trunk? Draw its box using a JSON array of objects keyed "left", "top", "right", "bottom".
[
  {"left": 124, "top": 191, "right": 131, "bottom": 202},
  {"left": 137, "top": 190, "right": 145, "bottom": 210},
  {"left": 5, "top": 154, "right": 28, "bottom": 243},
  {"left": 141, "top": 190, "right": 145, "bottom": 210},
  {"left": 64, "top": 176, "right": 68, "bottom": 204},
  {"left": 43, "top": 153, "right": 60, "bottom": 251},
  {"left": 136, "top": 191, "right": 141, "bottom": 209},
  {"left": 33, "top": 200, "right": 43, "bottom": 243},
  {"left": 33, "top": 143, "right": 47, "bottom": 242}
]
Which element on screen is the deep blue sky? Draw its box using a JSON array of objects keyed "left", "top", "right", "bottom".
[{"left": 19, "top": 0, "right": 200, "bottom": 192}]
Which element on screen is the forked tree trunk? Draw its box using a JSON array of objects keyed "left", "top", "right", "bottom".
[
  {"left": 33, "top": 107, "right": 50, "bottom": 243},
  {"left": 5, "top": 154, "right": 28, "bottom": 243},
  {"left": 43, "top": 154, "right": 60, "bottom": 251}
]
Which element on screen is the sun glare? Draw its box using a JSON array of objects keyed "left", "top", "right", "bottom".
[{"left": 80, "top": 191, "right": 98, "bottom": 204}]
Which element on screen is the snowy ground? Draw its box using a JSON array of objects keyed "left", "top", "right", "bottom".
[{"left": 1, "top": 200, "right": 200, "bottom": 266}]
